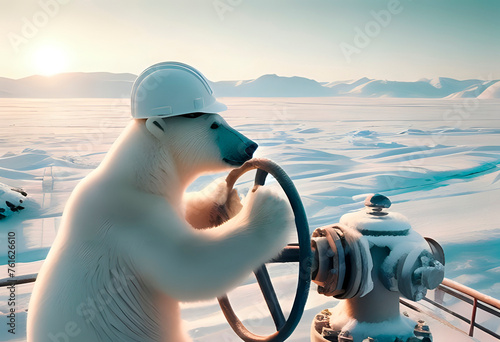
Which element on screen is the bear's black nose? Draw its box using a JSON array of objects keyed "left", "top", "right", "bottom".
[{"left": 245, "top": 142, "right": 258, "bottom": 157}]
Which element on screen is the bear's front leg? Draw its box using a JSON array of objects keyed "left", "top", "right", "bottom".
[
  {"left": 124, "top": 186, "right": 293, "bottom": 302},
  {"left": 184, "top": 178, "right": 243, "bottom": 229}
]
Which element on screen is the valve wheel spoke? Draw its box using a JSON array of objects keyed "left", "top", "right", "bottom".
[{"left": 254, "top": 265, "right": 286, "bottom": 330}]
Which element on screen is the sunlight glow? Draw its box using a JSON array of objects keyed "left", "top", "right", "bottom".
[{"left": 33, "top": 46, "right": 68, "bottom": 76}]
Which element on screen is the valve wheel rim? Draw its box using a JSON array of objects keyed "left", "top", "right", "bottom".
[{"left": 217, "top": 158, "right": 312, "bottom": 342}]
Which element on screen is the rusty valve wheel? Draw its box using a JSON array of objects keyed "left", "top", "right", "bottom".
[{"left": 217, "top": 158, "right": 312, "bottom": 342}]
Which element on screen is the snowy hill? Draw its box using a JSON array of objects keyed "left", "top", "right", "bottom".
[
  {"left": 0, "top": 72, "right": 498, "bottom": 98},
  {"left": 211, "top": 74, "right": 332, "bottom": 97},
  {"left": 477, "top": 80, "right": 500, "bottom": 99},
  {"left": 347, "top": 80, "right": 442, "bottom": 98},
  {"left": 429, "top": 77, "right": 483, "bottom": 93},
  {"left": 343, "top": 78, "right": 497, "bottom": 98},
  {"left": 0, "top": 72, "right": 136, "bottom": 98},
  {"left": 322, "top": 77, "right": 372, "bottom": 96}
]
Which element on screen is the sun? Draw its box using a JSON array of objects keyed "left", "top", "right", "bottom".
[{"left": 33, "top": 46, "right": 68, "bottom": 76}]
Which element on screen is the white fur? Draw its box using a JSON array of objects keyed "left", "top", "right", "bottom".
[{"left": 27, "top": 115, "right": 292, "bottom": 342}]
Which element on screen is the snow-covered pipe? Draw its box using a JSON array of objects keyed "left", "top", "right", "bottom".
[{"left": 310, "top": 194, "right": 444, "bottom": 342}]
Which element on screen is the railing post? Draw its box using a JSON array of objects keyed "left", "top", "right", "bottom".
[{"left": 469, "top": 298, "right": 478, "bottom": 337}]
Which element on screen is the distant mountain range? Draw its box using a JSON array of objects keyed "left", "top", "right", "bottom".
[{"left": 0, "top": 72, "right": 499, "bottom": 99}]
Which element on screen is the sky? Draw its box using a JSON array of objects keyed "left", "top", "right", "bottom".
[{"left": 1, "top": 0, "right": 499, "bottom": 82}]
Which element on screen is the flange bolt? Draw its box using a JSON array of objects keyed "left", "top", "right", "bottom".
[{"left": 364, "top": 194, "right": 391, "bottom": 216}]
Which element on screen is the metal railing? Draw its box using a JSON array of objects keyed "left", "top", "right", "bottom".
[
  {"left": 3, "top": 274, "right": 500, "bottom": 340},
  {"left": 401, "top": 278, "right": 500, "bottom": 340},
  {"left": 0, "top": 273, "right": 37, "bottom": 287}
]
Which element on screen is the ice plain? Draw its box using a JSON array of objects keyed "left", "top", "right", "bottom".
[{"left": 0, "top": 97, "right": 499, "bottom": 341}]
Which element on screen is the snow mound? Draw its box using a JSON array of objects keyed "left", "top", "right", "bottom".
[
  {"left": 0, "top": 182, "right": 27, "bottom": 219},
  {"left": 477, "top": 81, "right": 500, "bottom": 99}
]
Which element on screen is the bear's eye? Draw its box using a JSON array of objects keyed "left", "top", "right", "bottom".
[
  {"left": 210, "top": 123, "right": 220, "bottom": 129},
  {"left": 181, "top": 113, "right": 205, "bottom": 119}
]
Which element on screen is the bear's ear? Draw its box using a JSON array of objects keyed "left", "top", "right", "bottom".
[{"left": 145, "top": 117, "right": 168, "bottom": 140}]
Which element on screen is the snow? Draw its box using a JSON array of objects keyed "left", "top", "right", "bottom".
[
  {"left": 478, "top": 81, "right": 500, "bottom": 99},
  {"left": 0, "top": 183, "right": 27, "bottom": 219},
  {"left": 340, "top": 209, "right": 412, "bottom": 233},
  {"left": 0, "top": 97, "right": 499, "bottom": 341},
  {"left": 328, "top": 301, "right": 416, "bottom": 342}
]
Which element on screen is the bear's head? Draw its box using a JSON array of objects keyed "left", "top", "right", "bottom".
[{"left": 144, "top": 113, "right": 258, "bottom": 174}]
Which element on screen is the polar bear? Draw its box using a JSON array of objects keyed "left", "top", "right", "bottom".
[{"left": 27, "top": 113, "right": 292, "bottom": 342}]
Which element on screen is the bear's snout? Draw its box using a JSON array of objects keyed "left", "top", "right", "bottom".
[
  {"left": 222, "top": 140, "right": 258, "bottom": 166},
  {"left": 229, "top": 140, "right": 258, "bottom": 165},
  {"left": 245, "top": 142, "right": 258, "bottom": 158},
  {"left": 219, "top": 125, "right": 258, "bottom": 167}
]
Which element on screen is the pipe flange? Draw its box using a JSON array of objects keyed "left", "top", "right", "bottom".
[
  {"left": 312, "top": 226, "right": 346, "bottom": 297},
  {"left": 312, "top": 225, "right": 368, "bottom": 299},
  {"left": 337, "top": 227, "right": 363, "bottom": 299}
]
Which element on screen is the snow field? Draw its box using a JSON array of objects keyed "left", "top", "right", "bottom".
[{"left": 0, "top": 97, "right": 499, "bottom": 341}]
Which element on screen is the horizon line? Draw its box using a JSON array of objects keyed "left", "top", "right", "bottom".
[{"left": 1, "top": 71, "right": 497, "bottom": 84}]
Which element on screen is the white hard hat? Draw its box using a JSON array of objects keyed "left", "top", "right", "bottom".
[{"left": 131, "top": 62, "right": 227, "bottom": 119}]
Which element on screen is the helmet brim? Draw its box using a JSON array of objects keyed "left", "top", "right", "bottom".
[
  {"left": 200, "top": 99, "right": 227, "bottom": 114},
  {"left": 139, "top": 99, "right": 228, "bottom": 120}
]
